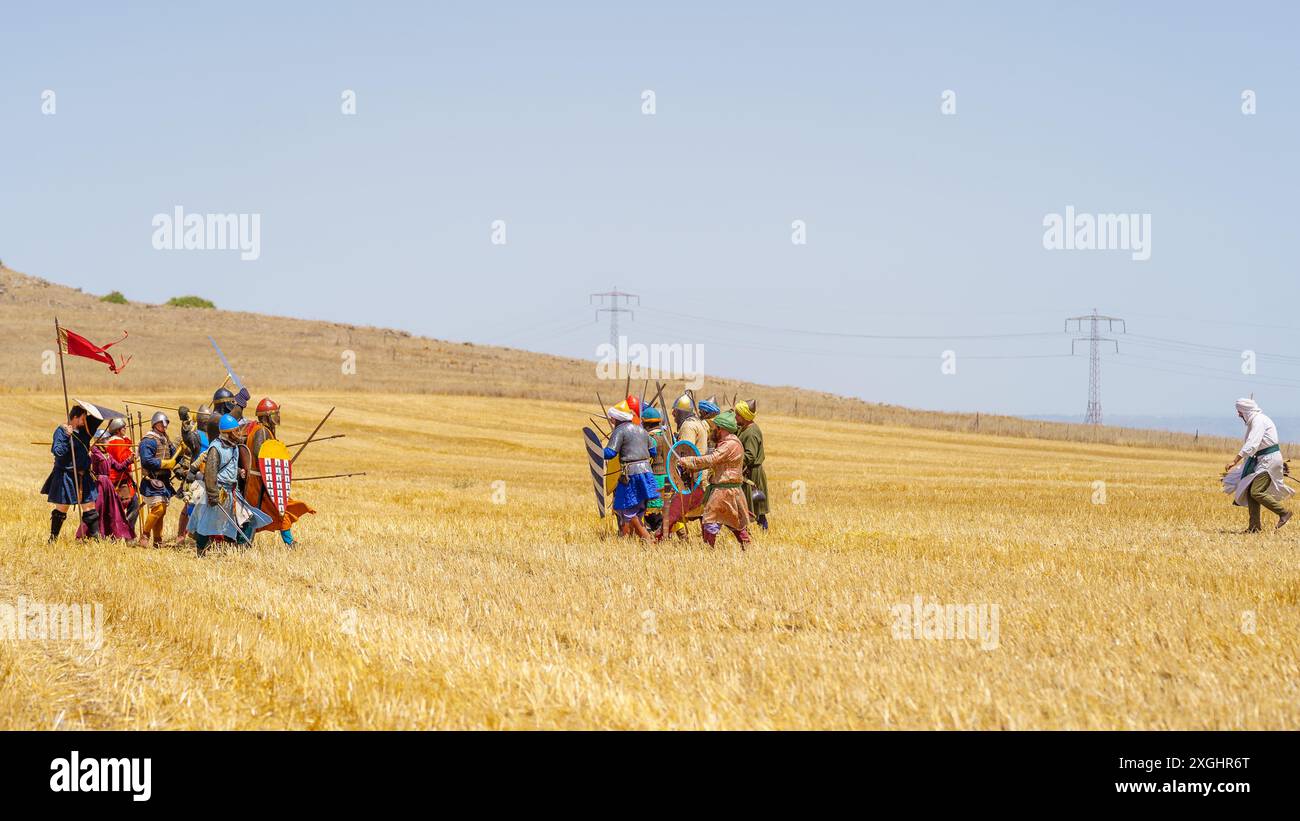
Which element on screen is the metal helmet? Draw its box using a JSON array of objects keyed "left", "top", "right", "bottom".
[
  {"left": 697, "top": 397, "right": 720, "bottom": 417},
  {"left": 672, "top": 393, "right": 694, "bottom": 412},
  {"left": 151, "top": 411, "right": 170, "bottom": 428},
  {"left": 107, "top": 418, "right": 126, "bottom": 434},
  {"left": 256, "top": 398, "right": 281, "bottom": 429},
  {"left": 196, "top": 404, "right": 213, "bottom": 425},
  {"left": 213, "top": 387, "right": 235, "bottom": 413},
  {"left": 218, "top": 413, "right": 240, "bottom": 432}
]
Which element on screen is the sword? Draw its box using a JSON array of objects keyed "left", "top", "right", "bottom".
[
  {"left": 208, "top": 337, "right": 244, "bottom": 391},
  {"left": 209, "top": 337, "right": 251, "bottom": 408},
  {"left": 210, "top": 488, "right": 252, "bottom": 545}
]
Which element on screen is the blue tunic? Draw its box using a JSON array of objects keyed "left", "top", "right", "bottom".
[
  {"left": 612, "top": 472, "right": 659, "bottom": 511},
  {"left": 138, "top": 433, "right": 174, "bottom": 499},
  {"left": 40, "top": 425, "right": 97, "bottom": 505}
]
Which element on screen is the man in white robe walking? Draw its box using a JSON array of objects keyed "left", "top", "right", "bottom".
[{"left": 1222, "top": 398, "right": 1294, "bottom": 532}]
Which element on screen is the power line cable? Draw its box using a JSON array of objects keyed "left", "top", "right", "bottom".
[{"left": 639, "top": 307, "right": 1065, "bottom": 341}]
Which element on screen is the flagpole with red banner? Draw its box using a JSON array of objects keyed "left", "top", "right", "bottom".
[
  {"left": 53, "top": 317, "right": 84, "bottom": 518},
  {"left": 54, "top": 324, "right": 132, "bottom": 373}
]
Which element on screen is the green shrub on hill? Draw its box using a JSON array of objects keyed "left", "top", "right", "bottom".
[{"left": 166, "top": 295, "right": 215, "bottom": 309}]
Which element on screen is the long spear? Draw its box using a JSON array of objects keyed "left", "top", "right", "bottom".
[
  {"left": 128, "top": 404, "right": 143, "bottom": 489},
  {"left": 125, "top": 402, "right": 135, "bottom": 485},
  {"left": 30, "top": 440, "right": 112, "bottom": 449},
  {"left": 285, "top": 433, "right": 345, "bottom": 448},
  {"left": 649, "top": 381, "right": 666, "bottom": 413},
  {"left": 294, "top": 472, "right": 366, "bottom": 482},
  {"left": 53, "top": 317, "right": 84, "bottom": 519},
  {"left": 122, "top": 409, "right": 344, "bottom": 449},
  {"left": 290, "top": 406, "right": 335, "bottom": 465},
  {"left": 122, "top": 399, "right": 179, "bottom": 412},
  {"left": 135, "top": 411, "right": 145, "bottom": 489},
  {"left": 648, "top": 381, "right": 669, "bottom": 436}
]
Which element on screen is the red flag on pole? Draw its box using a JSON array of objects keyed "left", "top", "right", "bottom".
[{"left": 56, "top": 326, "right": 131, "bottom": 373}]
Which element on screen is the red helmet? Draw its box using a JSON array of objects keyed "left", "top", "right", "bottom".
[{"left": 256, "top": 398, "right": 280, "bottom": 415}]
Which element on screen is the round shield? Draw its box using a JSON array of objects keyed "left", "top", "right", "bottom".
[{"left": 666, "top": 440, "right": 704, "bottom": 495}]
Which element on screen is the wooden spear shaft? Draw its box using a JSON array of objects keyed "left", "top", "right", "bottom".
[
  {"left": 290, "top": 406, "right": 335, "bottom": 465},
  {"left": 53, "top": 317, "right": 83, "bottom": 516},
  {"left": 122, "top": 399, "right": 180, "bottom": 412},
  {"left": 285, "top": 433, "right": 345, "bottom": 448}
]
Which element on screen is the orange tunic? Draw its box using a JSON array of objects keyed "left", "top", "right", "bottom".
[
  {"left": 106, "top": 435, "right": 137, "bottom": 501},
  {"left": 677, "top": 433, "right": 750, "bottom": 532}
]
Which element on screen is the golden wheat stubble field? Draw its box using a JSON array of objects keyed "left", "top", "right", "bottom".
[{"left": 2, "top": 390, "right": 1298, "bottom": 730}]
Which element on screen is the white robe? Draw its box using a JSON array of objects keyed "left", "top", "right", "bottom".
[{"left": 1222, "top": 411, "right": 1294, "bottom": 506}]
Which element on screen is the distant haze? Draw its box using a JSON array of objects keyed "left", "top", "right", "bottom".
[
  {"left": 1033, "top": 414, "right": 1295, "bottom": 443},
  {"left": 3, "top": 4, "right": 1297, "bottom": 420}
]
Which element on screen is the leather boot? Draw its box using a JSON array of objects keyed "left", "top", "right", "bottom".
[
  {"left": 81, "top": 509, "right": 101, "bottom": 539},
  {"left": 49, "top": 509, "right": 67, "bottom": 542},
  {"left": 124, "top": 495, "right": 140, "bottom": 530}
]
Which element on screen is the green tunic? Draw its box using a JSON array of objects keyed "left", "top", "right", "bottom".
[{"left": 738, "top": 422, "right": 769, "bottom": 516}]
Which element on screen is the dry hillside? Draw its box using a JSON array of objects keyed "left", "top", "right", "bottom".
[{"left": 0, "top": 265, "right": 1245, "bottom": 453}]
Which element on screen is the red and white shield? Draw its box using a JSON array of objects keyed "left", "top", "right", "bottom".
[{"left": 257, "top": 439, "right": 292, "bottom": 515}]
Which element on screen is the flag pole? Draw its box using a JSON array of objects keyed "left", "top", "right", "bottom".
[{"left": 53, "top": 317, "right": 84, "bottom": 521}]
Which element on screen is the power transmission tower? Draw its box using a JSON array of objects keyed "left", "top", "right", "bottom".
[
  {"left": 1065, "top": 310, "right": 1125, "bottom": 425},
  {"left": 590, "top": 287, "right": 639, "bottom": 351}
]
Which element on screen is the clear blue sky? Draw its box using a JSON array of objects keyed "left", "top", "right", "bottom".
[{"left": 4, "top": 2, "right": 1298, "bottom": 418}]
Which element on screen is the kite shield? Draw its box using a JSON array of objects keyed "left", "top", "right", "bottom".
[
  {"left": 257, "top": 438, "right": 292, "bottom": 516},
  {"left": 582, "top": 427, "right": 615, "bottom": 518}
]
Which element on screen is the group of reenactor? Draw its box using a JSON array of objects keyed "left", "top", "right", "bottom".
[
  {"left": 42, "top": 387, "right": 313, "bottom": 556},
  {"left": 602, "top": 390, "right": 769, "bottom": 547}
]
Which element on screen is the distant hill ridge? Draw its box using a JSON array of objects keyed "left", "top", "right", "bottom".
[{"left": 0, "top": 265, "right": 1246, "bottom": 454}]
